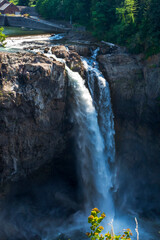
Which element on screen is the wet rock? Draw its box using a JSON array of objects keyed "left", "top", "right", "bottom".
[
  {"left": 66, "top": 51, "right": 85, "bottom": 77},
  {"left": 68, "top": 45, "right": 91, "bottom": 57},
  {"left": 44, "top": 47, "right": 49, "bottom": 53},
  {"left": 50, "top": 46, "right": 86, "bottom": 77},
  {"left": 99, "top": 41, "right": 118, "bottom": 54},
  {"left": 51, "top": 45, "right": 69, "bottom": 58}
]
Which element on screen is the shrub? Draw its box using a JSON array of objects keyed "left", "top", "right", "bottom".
[{"left": 86, "top": 208, "right": 134, "bottom": 240}]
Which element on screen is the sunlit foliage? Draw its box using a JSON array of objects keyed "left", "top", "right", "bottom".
[
  {"left": 9, "top": 0, "right": 37, "bottom": 6},
  {"left": 86, "top": 208, "right": 133, "bottom": 240}
]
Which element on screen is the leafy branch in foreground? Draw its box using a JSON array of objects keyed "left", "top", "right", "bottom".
[{"left": 86, "top": 208, "right": 134, "bottom": 240}]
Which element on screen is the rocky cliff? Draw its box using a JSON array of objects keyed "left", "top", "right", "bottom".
[
  {"left": 0, "top": 41, "right": 160, "bottom": 219},
  {"left": 0, "top": 52, "right": 67, "bottom": 182},
  {"left": 98, "top": 49, "right": 160, "bottom": 216}
]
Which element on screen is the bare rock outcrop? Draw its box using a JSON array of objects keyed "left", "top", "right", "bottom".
[
  {"left": 0, "top": 52, "right": 67, "bottom": 182},
  {"left": 51, "top": 45, "right": 85, "bottom": 76},
  {"left": 51, "top": 45, "right": 69, "bottom": 59}
]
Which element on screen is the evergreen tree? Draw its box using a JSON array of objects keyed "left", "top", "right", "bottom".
[{"left": 18, "top": 0, "right": 30, "bottom": 6}]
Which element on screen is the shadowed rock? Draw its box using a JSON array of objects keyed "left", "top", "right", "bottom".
[{"left": 98, "top": 50, "right": 160, "bottom": 216}]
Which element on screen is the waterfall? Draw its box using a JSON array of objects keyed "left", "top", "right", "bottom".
[
  {"left": 23, "top": 40, "right": 116, "bottom": 225},
  {"left": 66, "top": 48, "right": 115, "bottom": 219},
  {"left": 82, "top": 49, "right": 115, "bottom": 163},
  {"left": 1, "top": 34, "right": 156, "bottom": 240}
]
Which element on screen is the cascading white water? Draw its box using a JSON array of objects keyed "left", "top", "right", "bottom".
[
  {"left": 66, "top": 56, "right": 115, "bottom": 219},
  {"left": 82, "top": 49, "right": 115, "bottom": 164},
  {"left": 1, "top": 34, "right": 64, "bottom": 52}
]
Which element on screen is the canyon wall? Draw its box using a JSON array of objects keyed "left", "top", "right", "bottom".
[
  {"left": 0, "top": 52, "right": 67, "bottom": 182},
  {"left": 98, "top": 50, "right": 160, "bottom": 216}
]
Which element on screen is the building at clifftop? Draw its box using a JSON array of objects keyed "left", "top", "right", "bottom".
[
  {"left": 0, "top": 0, "right": 19, "bottom": 14},
  {"left": 0, "top": 0, "right": 8, "bottom": 8}
]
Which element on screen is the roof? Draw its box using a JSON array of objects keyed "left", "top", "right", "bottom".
[
  {"left": 0, "top": 0, "right": 9, "bottom": 5},
  {"left": 0, "top": 3, "right": 11, "bottom": 10}
]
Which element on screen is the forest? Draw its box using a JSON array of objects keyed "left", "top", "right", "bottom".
[
  {"left": 36, "top": 0, "right": 160, "bottom": 56},
  {"left": 10, "top": 0, "right": 160, "bottom": 56}
]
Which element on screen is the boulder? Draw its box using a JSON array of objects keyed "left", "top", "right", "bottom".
[
  {"left": 51, "top": 45, "right": 69, "bottom": 59},
  {"left": 44, "top": 47, "right": 49, "bottom": 53},
  {"left": 68, "top": 45, "right": 91, "bottom": 57}
]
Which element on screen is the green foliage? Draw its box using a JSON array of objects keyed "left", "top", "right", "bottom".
[
  {"left": 9, "top": 0, "right": 18, "bottom": 5},
  {"left": 36, "top": 0, "right": 160, "bottom": 56},
  {"left": 18, "top": 0, "right": 30, "bottom": 5},
  {"left": 0, "top": 27, "right": 6, "bottom": 47},
  {"left": 116, "top": 0, "right": 138, "bottom": 23},
  {"left": 9, "top": 0, "right": 37, "bottom": 6},
  {"left": 86, "top": 208, "right": 133, "bottom": 240}
]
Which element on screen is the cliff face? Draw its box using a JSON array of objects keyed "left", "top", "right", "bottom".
[
  {"left": 0, "top": 52, "right": 67, "bottom": 182},
  {"left": 98, "top": 50, "right": 160, "bottom": 216},
  {"left": 0, "top": 42, "right": 160, "bottom": 218}
]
